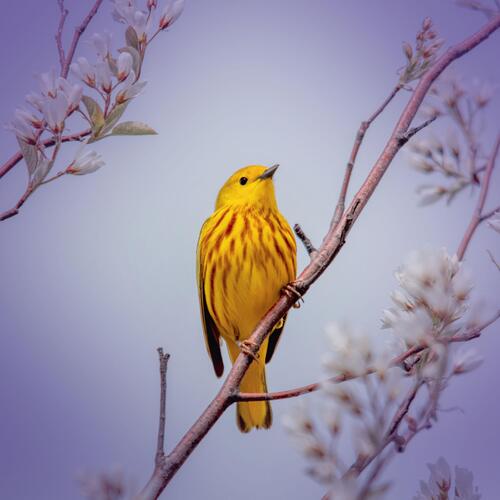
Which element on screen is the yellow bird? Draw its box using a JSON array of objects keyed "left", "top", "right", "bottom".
[{"left": 196, "top": 164, "right": 297, "bottom": 432}]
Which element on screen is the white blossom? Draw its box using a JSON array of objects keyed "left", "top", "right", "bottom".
[
  {"left": 36, "top": 69, "right": 58, "bottom": 98},
  {"left": 57, "top": 77, "right": 83, "bottom": 113},
  {"left": 428, "top": 457, "right": 451, "bottom": 492},
  {"left": 70, "top": 57, "right": 96, "bottom": 87},
  {"left": 323, "top": 323, "right": 373, "bottom": 376},
  {"left": 25, "top": 92, "right": 45, "bottom": 112},
  {"left": 159, "top": 0, "right": 185, "bottom": 30},
  {"left": 488, "top": 211, "right": 500, "bottom": 233},
  {"left": 130, "top": 9, "right": 151, "bottom": 41},
  {"left": 40, "top": 94, "right": 68, "bottom": 134},
  {"left": 7, "top": 108, "right": 39, "bottom": 143},
  {"left": 455, "top": 466, "right": 481, "bottom": 500},
  {"left": 111, "top": 0, "right": 137, "bottom": 24},
  {"left": 452, "top": 348, "right": 484, "bottom": 375},
  {"left": 116, "top": 71, "right": 147, "bottom": 103},
  {"left": 68, "top": 143, "right": 105, "bottom": 175},
  {"left": 90, "top": 32, "right": 112, "bottom": 59},
  {"left": 117, "top": 52, "right": 133, "bottom": 81},
  {"left": 95, "top": 61, "right": 113, "bottom": 93},
  {"left": 416, "top": 185, "right": 446, "bottom": 205}
]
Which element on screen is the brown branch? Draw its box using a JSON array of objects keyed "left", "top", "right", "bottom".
[
  {"left": 155, "top": 349, "right": 170, "bottom": 465},
  {"left": 0, "top": 129, "right": 90, "bottom": 222},
  {"left": 293, "top": 223, "right": 317, "bottom": 257},
  {"left": 61, "top": 0, "right": 104, "bottom": 78},
  {"left": 331, "top": 83, "right": 403, "bottom": 228},
  {"left": 0, "top": 130, "right": 90, "bottom": 181},
  {"left": 235, "top": 310, "right": 499, "bottom": 402},
  {"left": 137, "top": 15, "right": 500, "bottom": 499},
  {"left": 55, "top": 0, "right": 69, "bottom": 72},
  {"left": 457, "top": 133, "right": 500, "bottom": 259}
]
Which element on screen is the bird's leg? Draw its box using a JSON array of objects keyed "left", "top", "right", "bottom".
[
  {"left": 239, "top": 340, "right": 260, "bottom": 362},
  {"left": 281, "top": 280, "right": 305, "bottom": 309}
]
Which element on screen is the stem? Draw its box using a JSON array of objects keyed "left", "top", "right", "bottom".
[
  {"left": 0, "top": 129, "right": 90, "bottom": 180},
  {"left": 457, "top": 134, "right": 500, "bottom": 259},
  {"left": 61, "top": 0, "right": 104, "bottom": 78},
  {"left": 331, "top": 83, "right": 403, "bottom": 228}
]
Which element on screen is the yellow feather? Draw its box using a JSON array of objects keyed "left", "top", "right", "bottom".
[{"left": 197, "top": 165, "right": 297, "bottom": 432}]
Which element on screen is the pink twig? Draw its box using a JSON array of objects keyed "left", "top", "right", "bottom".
[
  {"left": 61, "top": 0, "right": 104, "bottom": 78},
  {"left": 457, "top": 134, "right": 500, "bottom": 259},
  {"left": 55, "top": 0, "right": 69, "bottom": 72}
]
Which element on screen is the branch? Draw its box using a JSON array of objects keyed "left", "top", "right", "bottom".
[
  {"left": 457, "top": 133, "right": 500, "bottom": 259},
  {"left": 235, "top": 310, "right": 500, "bottom": 402},
  {"left": 61, "top": 0, "right": 104, "bottom": 78},
  {"left": 0, "top": 130, "right": 90, "bottom": 181},
  {"left": 137, "top": 15, "right": 500, "bottom": 499},
  {"left": 155, "top": 349, "right": 170, "bottom": 465},
  {"left": 331, "top": 83, "right": 403, "bottom": 228},
  {"left": 55, "top": 0, "right": 69, "bottom": 72},
  {"left": 396, "top": 116, "right": 437, "bottom": 146},
  {"left": 293, "top": 223, "right": 317, "bottom": 257}
]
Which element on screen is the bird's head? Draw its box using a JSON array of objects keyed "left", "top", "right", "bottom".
[{"left": 215, "top": 164, "right": 279, "bottom": 210}]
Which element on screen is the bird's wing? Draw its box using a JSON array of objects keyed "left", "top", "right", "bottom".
[
  {"left": 265, "top": 314, "right": 287, "bottom": 363},
  {"left": 266, "top": 213, "right": 297, "bottom": 364},
  {"left": 196, "top": 219, "right": 224, "bottom": 377}
]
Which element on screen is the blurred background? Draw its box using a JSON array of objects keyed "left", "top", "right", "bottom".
[{"left": 0, "top": 1, "right": 499, "bottom": 498}]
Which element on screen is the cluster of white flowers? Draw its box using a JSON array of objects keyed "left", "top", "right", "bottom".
[
  {"left": 382, "top": 248, "right": 472, "bottom": 347},
  {"left": 8, "top": 70, "right": 83, "bottom": 143},
  {"left": 5, "top": 0, "right": 184, "bottom": 190},
  {"left": 111, "top": 0, "right": 184, "bottom": 41},
  {"left": 414, "top": 457, "right": 480, "bottom": 500},
  {"left": 399, "top": 17, "right": 443, "bottom": 85},
  {"left": 407, "top": 76, "right": 496, "bottom": 206}
]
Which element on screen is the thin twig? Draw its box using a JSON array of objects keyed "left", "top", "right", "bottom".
[
  {"left": 61, "top": 0, "right": 104, "bottom": 78},
  {"left": 137, "top": 15, "right": 500, "bottom": 499},
  {"left": 487, "top": 250, "right": 500, "bottom": 271},
  {"left": 0, "top": 129, "right": 90, "bottom": 180},
  {"left": 331, "top": 83, "right": 403, "bottom": 229},
  {"left": 155, "top": 348, "right": 170, "bottom": 465},
  {"left": 55, "top": 0, "right": 69, "bottom": 72},
  {"left": 0, "top": 140, "right": 62, "bottom": 221},
  {"left": 457, "top": 133, "right": 500, "bottom": 259},
  {"left": 293, "top": 224, "right": 317, "bottom": 257},
  {"left": 235, "top": 310, "right": 499, "bottom": 402},
  {"left": 397, "top": 116, "right": 437, "bottom": 146},
  {"left": 479, "top": 204, "right": 500, "bottom": 222}
]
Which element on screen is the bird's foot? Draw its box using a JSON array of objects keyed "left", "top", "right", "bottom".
[
  {"left": 239, "top": 340, "right": 260, "bottom": 362},
  {"left": 281, "top": 280, "right": 305, "bottom": 309}
]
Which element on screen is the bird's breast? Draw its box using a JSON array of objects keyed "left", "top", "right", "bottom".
[{"left": 201, "top": 206, "right": 296, "bottom": 341}]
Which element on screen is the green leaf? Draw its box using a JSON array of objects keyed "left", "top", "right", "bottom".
[
  {"left": 101, "top": 102, "right": 130, "bottom": 136},
  {"left": 118, "top": 46, "right": 142, "bottom": 77},
  {"left": 17, "top": 137, "right": 38, "bottom": 176},
  {"left": 111, "top": 121, "right": 158, "bottom": 136},
  {"left": 125, "top": 26, "right": 139, "bottom": 50},
  {"left": 81, "top": 95, "right": 105, "bottom": 136},
  {"left": 31, "top": 158, "right": 54, "bottom": 188}
]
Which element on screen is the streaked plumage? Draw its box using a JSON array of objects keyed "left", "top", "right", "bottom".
[{"left": 197, "top": 165, "right": 297, "bottom": 432}]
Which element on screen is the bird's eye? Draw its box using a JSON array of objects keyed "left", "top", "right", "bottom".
[{"left": 239, "top": 177, "right": 248, "bottom": 185}]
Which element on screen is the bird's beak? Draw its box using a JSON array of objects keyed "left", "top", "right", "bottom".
[{"left": 258, "top": 164, "right": 279, "bottom": 180}]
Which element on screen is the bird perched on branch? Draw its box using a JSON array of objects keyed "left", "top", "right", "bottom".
[{"left": 197, "top": 164, "right": 297, "bottom": 432}]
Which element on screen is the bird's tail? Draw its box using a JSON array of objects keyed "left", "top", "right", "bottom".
[{"left": 227, "top": 341, "right": 272, "bottom": 433}]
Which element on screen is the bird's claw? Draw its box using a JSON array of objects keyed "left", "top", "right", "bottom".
[
  {"left": 281, "top": 281, "right": 304, "bottom": 309},
  {"left": 239, "top": 340, "right": 260, "bottom": 362}
]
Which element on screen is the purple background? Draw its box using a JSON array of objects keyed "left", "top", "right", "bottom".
[{"left": 0, "top": 1, "right": 499, "bottom": 498}]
